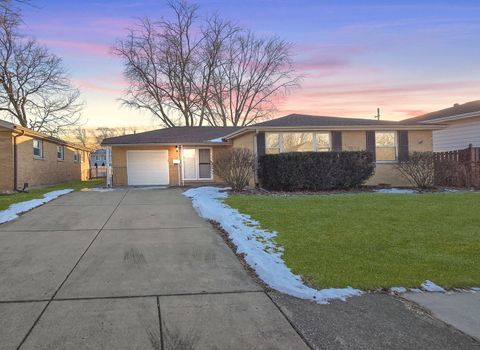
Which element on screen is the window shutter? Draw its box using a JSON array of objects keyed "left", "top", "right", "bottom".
[
  {"left": 331, "top": 131, "right": 342, "bottom": 151},
  {"left": 366, "top": 131, "right": 376, "bottom": 160},
  {"left": 257, "top": 132, "right": 266, "bottom": 157},
  {"left": 398, "top": 130, "right": 409, "bottom": 161}
]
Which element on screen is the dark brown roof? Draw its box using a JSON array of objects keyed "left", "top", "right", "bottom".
[
  {"left": 251, "top": 114, "right": 400, "bottom": 127},
  {"left": 402, "top": 100, "right": 480, "bottom": 124},
  {"left": 102, "top": 126, "right": 241, "bottom": 145}
]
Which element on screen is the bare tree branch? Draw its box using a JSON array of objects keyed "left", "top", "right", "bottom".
[
  {"left": 0, "top": 2, "right": 83, "bottom": 135},
  {"left": 113, "top": 0, "right": 301, "bottom": 127}
]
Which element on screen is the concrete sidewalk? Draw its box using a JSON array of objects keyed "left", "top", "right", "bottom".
[
  {"left": 0, "top": 188, "right": 308, "bottom": 349},
  {"left": 405, "top": 291, "right": 480, "bottom": 342}
]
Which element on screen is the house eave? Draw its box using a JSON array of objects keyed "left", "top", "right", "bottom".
[
  {"left": 419, "top": 111, "right": 480, "bottom": 124},
  {"left": 223, "top": 124, "right": 445, "bottom": 140},
  {"left": 0, "top": 119, "right": 92, "bottom": 152},
  {"left": 101, "top": 141, "right": 233, "bottom": 147}
]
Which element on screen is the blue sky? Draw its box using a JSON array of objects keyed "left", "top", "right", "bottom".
[{"left": 20, "top": 0, "right": 480, "bottom": 127}]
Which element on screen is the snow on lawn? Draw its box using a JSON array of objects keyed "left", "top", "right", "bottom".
[
  {"left": 421, "top": 280, "right": 446, "bottom": 292},
  {"left": 374, "top": 188, "right": 418, "bottom": 194},
  {"left": 0, "top": 189, "right": 73, "bottom": 224},
  {"left": 183, "top": 186, "right": 362, "bottom": 304}
]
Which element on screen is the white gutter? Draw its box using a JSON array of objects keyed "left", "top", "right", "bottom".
[
  {"left": 223, "top": 124, "right": 446, "bottom": 140},
  {"left": 420, "top": 111, "right": 480, "bottom": 124}
]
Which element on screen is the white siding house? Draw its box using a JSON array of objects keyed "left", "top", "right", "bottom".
[
  {"left": 402, "top": 101, "right": 480, "bottom": 152},
  {"left": 432, "top": 116, "right": 480, "bottom": 151}
]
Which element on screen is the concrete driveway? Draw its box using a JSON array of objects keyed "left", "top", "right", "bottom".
[{"left": 0, "top": 188, "right": 308, "bottom": 350}]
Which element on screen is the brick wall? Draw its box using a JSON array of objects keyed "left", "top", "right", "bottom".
[
  {"left": 14, "top": 134, "right": 89, "bottom": 190},
  {"left": 0, "top": 130, "right": 14, "bottom": 192}
]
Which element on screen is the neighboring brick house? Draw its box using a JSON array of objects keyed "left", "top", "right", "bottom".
[
  {"left": 102, "top": 114, "right": 443, "bottom": 187},
  {"left": 0, "top": 120, "right": 91, "bottom": 193}
]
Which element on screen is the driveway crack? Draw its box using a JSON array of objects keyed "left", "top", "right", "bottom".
[{"left": 15, "top": 189, "right": 130, "bottom": 350}]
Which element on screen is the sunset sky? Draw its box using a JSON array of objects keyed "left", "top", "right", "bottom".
[{"left": 21, "top": 0, "right": 480, "bottom": 128}]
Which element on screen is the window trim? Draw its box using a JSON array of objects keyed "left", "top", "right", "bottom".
[
  {"left": 182, "top": 147, "right": 213, "bottom": 181},
  {"left": 57, "top": 145, "right": 65, "bottom": 161},
  {"left": 33, "top": 139, "right": 43, "bottom": 159},
  {"left": 374, "top": 131, "right": 398, "bottom": 163}
]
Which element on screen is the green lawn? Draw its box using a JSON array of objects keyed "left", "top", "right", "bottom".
[
  {"left": 0, "top": 179, "right": 104, "bottom": 211},
  {"left": 225, "top": 192, "right": 480, "bottom": 290}
]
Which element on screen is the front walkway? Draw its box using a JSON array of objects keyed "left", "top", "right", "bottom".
[{"left": 0, "top": 188, "right": 308, "bottom": 349}]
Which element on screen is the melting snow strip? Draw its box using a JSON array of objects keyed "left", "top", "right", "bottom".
[
  {"left": 0, "top": 189, "right": 73, "bottom": 224},
  {"left": 183, "top": 186, "right": 362, "bottom": 304}
]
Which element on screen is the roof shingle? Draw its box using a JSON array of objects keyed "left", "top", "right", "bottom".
[
  {"left": 402, "top": 100, "right": 480, "bottom": 123},
  {"left": 102, "top": 126, "right": 240, "bottom": 145},
  {"left": 251, "top": 114, "right": 400, "bottom": 127}
]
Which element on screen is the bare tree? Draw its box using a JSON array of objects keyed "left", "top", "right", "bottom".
[
  {"left": 0, "top": 2, "right": 83, "bottom": 135},
  {"left": 73, "top": 127, "right": 88, "bottom": 147},
  {"left": 114, "top": 0, "right": 300, "bottom": 127}
]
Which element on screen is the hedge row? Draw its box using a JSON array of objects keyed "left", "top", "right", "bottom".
[{"left": 258, "top": 151, "right": 375, "bottom": 191}]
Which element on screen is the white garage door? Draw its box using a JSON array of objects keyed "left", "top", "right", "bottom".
[{"left": 127, "top": 150, "right": 169, "bottom": 186}]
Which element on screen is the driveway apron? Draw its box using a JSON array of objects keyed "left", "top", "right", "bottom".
[{"left": 0, "top": 188, "right": 309, "bottom": 350}]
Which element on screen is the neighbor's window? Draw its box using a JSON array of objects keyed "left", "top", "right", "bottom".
[
  {"left": 57, "top": 145, "right": 64, "bottom": 160},
  {"left": 315, "top": 133, "right": 331, "bottom": 152},
  {"left": 283, "top": 133, "right": 313, "bottom": 152},
  {"left": 375, "top": 132, "right": 396, "bottom": 161},
  {"left": 33, "top": 139, "right": 43, "bottom": 158},
  {"left": 265, "top": 133, "right": 280, "bottom": 154},
  {"left": 73, "top": 151, "right": 79, "bottom": 163}
]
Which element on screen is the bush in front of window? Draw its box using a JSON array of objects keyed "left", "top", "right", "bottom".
[
  {"left": 258, "top": 151, "right": 375, "bottom": 191},
  {"left": 212, "top": 148, "right": 256, "bottom": 191}
]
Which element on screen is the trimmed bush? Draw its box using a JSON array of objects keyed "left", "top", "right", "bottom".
[{"left": 258, "top": 151, "right": 374, "bottom": 191}]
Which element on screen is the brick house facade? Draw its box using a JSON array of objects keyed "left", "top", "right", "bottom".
[{"left": 0, "top": 120, "right": 91, "bottom": 193}]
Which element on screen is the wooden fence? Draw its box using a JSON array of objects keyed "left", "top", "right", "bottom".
[{"left": 434, "top": 144, "right": 480, "bottom": 188}]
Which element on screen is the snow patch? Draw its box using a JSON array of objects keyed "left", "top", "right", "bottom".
[
  {"left": 421, "top": 280, "right": 446, "bottom": 292},
  {"left": 390, "top": 287, "right": 407, "bottom": 294},
  {"left": 132, "top": 186, "right": 167, "bottom": 190},
  {"left": 208, "top": 137, "right": 225, "bottom": 143},
  {"left": 374, "top": 188, "right": 418, "bottom": 194},
  {"left": 80, "top": 187, "right": 117, "bottom": 192},
  {"left": 0, "top": 189, "right": 73, "bottom": 224},
  {"left": 183, "top": 186, "right": 362, "bottom": 304}
]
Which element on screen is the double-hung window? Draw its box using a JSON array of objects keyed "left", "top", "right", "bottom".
[
  {"left": 183, "top": 148, "right": 212, "bottom": 180},
  {"left": 73, "top": 151, "right": 79, "bottom": 163},
  {"left": 33, "top": 139, "right": 43, "bottom": 158},
  {"left": 265, "top": 132, "right": 331, "bottom": 154},
  {"left": 283, "top": 133, "right": 313, "bottom": 152},
  {"left": 57, "top": 145, "right": 64, "bottom": 160},
  {"left": 375, "top": 132, "right": 397, "bottom": 162}
]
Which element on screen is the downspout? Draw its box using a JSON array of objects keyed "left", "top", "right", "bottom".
[
  {"left": 180, "top": 145, "right": 185, "bottom": 187},
  {"left": 12, "top": 129, "right": 25, "bottom": 192},
  {"left": 254, "top": 129, "right": 259, "bottom": 187},
  {"left": 176, "top": 145, "right": 181, "bottom": 186}
]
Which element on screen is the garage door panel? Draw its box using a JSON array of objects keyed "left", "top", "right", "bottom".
[{"left": 127, "top": 151, "right": 169, "bottom": 186}]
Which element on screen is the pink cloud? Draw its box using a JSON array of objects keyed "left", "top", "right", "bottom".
[
  {"left": 72, "top": 79, "right": 125, "bottom": 95},
  {"left": 39, "top": 39, "right": 111, "bottom": 57}
]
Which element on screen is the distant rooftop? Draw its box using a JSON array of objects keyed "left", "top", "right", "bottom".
[{"left": 402, "top": 100, "right": 480, "bottom": 123}]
